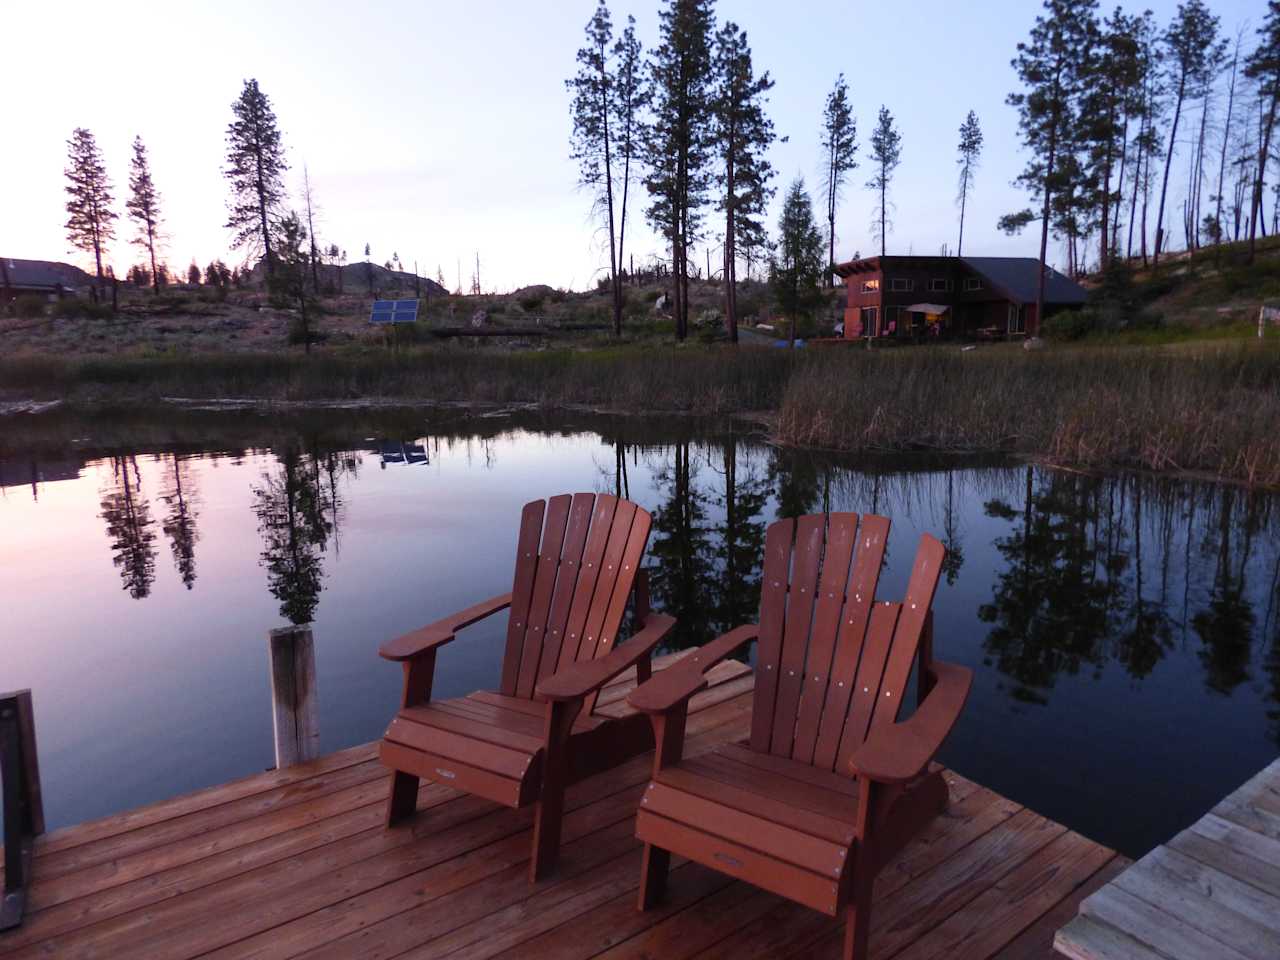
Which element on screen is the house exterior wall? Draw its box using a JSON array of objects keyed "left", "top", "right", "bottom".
[{"left": 839, "top": 256, "right": 1058, "bottom": 339}]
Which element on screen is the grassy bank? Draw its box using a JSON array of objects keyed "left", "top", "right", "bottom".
[{"left": 3, "top": 341, "right": 1279, "bottom": 487}]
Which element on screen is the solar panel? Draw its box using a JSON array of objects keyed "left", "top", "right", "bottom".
[{"left": 369, "top": 299, "right": 420, "bottom": 324}]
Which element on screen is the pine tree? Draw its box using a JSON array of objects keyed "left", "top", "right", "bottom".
[
  {"left": 187, "top": 261, "right": 202, "bottom": 285},
  {"left": 711, "top": 20, "right": 774, "bottom": 343},
  {"left": 866, "top": 107, "right": 902, "bottom": 257},
  {"left": 955, "top": 111, "right": 983, "bottom": 257},
  {"left": 820, "top": 75, "right": 857, "bottom": 283},
  {"left": 769, "top": 178, "right": 825, "bottom": 345},
  {"left": 613, "top": 16, "right": 648, "bottom": 298},
  {"left": 1246, "top": 1, "right": 1280, "bottom": 263},
  {"left": 567, "top": 0, "right": 627, "bottom": 336},
  {"left": 64, "top": 127, "right": 117, "bottom": 297},
  {"left": 274, "top": 211, "right": 313, "bottom": 352},
  {"left": 125, "top": 136, "right": 163, "bottom": 295},
  {"left": 1082, "top": 8, "right": 1142, "bottom": 266},
  {"left": 1125, "top": 11, "right": 1163, "bottom": 262},
  {"left": 1005, "top": 0, "right": 1097, "bottom": 327},
  {"left": 224, "top": 79, "right": 288, "bottom": 277},
  {"left": 644, "top": 0, "right": 716, "bottom": 341},
  {"left": 1152, "top": 0, "right": 1222, "bottom": 263}
]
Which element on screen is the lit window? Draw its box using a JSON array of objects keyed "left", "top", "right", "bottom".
[{"left": 861, "top": 279, "right": 880, "bottom": 294}]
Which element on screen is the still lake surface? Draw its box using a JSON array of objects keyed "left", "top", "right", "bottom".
[{"left": 2, "top": 409, "right": 1278, "bottom": 858}]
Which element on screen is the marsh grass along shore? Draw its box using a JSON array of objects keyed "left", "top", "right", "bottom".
[{"left": 3, "top": 340, "right": 1279, "bottom": 488}]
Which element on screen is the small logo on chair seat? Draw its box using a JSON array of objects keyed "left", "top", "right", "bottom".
[{"left": 435, "top": 768, "right": 457, "bottom": 779}]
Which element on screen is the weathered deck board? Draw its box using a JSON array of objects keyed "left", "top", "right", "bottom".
[
  {"left": 1, "top": 663, "right": 1119, "bottom": 960},
  {"left": 1055, "top": 756, "right": 1280, "bottom": 960}
]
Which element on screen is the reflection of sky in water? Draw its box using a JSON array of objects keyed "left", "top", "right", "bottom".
[{"left": 2, "top": 425, "right": 1278, "bottom": 858}]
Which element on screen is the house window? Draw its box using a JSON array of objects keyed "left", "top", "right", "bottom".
[
  {"left": 861, "top": 279, "right": 880, "bottom": 294},
  {"left": 860, "top": 306, "right": 878, "bottom": 336},
  {"left": 890, "top": 278, "right": 913, "bottom": 292},
  {"left": 1008, "top": 304, "right": 1026, "bottom": 335},
  {"left": 963, "top": 277, "right": 984, "bottom": 292},
  {"left": 927, "top": 278, "right": 951, "bottom": 293}
]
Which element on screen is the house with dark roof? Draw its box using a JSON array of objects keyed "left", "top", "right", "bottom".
[
  {"left": 0, "top": 258, "right": 84, "bottom": 302},
  {"left": 832, "top": 255, "right": 1087, "bottom": 340}
]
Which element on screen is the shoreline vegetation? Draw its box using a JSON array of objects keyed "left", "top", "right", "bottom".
[{"left": 3, "top": 341, "right": 1279, "bottom": 488}]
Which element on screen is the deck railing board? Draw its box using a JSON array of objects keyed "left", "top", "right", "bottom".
[
  {"left": 1055, "top": 757, "right": 1280, "bottom": 960},
  {"left": 0, "top": 666, "right": 1118, "bottom": 960}
]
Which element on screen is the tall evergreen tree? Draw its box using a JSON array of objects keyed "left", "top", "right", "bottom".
[
  {"left": 644, "top": 0, "right": 716, "bottom": 341},
  {"left": 64, "top": 127, "right": 117, "bottom": 296},
  {"left": 711, "top": 20, "right": 774, "bottom": 343},
  {"left": 955, "top": 111, "right": 984, "bottom": 257},
  {"left": 769, "top": 178, "right": 825, "bottom": 345},
  {"left": 866, "top": 106, "right": 902, "bottom": 257},
  {"left": 567, "top": 0, "right": 624, "bottom": 335},
  {"left": 1083, "top": 8, "right": 1142, "bottom": 266},
  {"left": 1152, "top": 0, "right": 1222, "bottom": 263},
  {"left": 1005, "top": 0, "right": 1097, "bottom": 328},
  {"left": 125, "top": 136, "right": 163, "bottom": 295},
  {"left": 612, "top": 17, "right": 648, "bottom": 299},
  {"left": 820, "top": 75, "right": 858, "bottom": 283},
  {"left": 1246, "top": 1, "right": 1280, "bottom": 263},
  {"left": 224, "top": 79, "right": 287, "bottom": 278}
]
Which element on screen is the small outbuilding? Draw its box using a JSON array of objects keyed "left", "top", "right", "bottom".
[
  {"left": 0, "top": 258, "right": 77, "bottom": 302},
  {"left": 832, "top": 255, "right": 1086, "bottom": 340}
]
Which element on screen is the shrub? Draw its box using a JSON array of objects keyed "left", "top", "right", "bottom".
[
  {"left": 1043, "top": 308, "right": 1097, "bottom": 341},
  {"left": 51, "top": 298, "right": 114, "bottom": 321},
  {"left": 8, "top": 294, "right": 49, "bottom": 318}
]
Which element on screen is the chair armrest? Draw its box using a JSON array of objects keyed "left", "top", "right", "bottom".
[
  {"left": 628, "top": 624, "right": 759, "bottom": 714},
  {"left": 849, "top": 661, "right": 972, "bottom": 786},
  {"left": 536, "top": 613, "right": 676, "bottom": 702},
  {"left": 378, "top": 592, "right": 513, "bottom": 661}
]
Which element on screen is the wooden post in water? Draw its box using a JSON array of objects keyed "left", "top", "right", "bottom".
[
  {"left": 1, "top": 689, "right": 44, "bottom": 931},
  {"left": 268, "top": 626, "right": 319, "bottom": 769}
]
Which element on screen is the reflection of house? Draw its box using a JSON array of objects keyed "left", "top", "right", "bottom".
[
  {"left": 0, "top": 458, "right": 85, "bottom": 498},
  {"left": 0, "top": 258, "right": 84, "bottom": 301},
  {"left": 833, "top": 256, "right": 1087, "bottom": 339}
]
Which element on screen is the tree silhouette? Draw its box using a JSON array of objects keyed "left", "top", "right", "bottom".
[
  {"left": 64, "top": 127, "right": 117, "bottom": 297},
  {"left": 160, "top": 453, "right": 199, "bottom": 590},
  {"left": 225, "top": 79, "right": 287, "bottom": 277},
  {"left": 100, "top": 456, "right": 157, "bottom": 600}
]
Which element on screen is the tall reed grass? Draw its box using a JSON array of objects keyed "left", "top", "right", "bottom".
[{"left": 3, "top": 341, "right": 1278, "bottom": 486}]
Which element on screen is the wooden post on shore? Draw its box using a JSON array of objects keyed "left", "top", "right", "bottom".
[{"left": 268, "top": 626, "right": 319, "bottom": 769}]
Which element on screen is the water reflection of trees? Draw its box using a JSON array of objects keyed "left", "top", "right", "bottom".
[
  {"left": 252, "top": 445, "right": 358, "bottom": 625},
  {"left": 100, "top": 456, "right": 158, "bottom": 599},
  {"left": 160, "top": 454, "right": 199, "bottom": 589}
]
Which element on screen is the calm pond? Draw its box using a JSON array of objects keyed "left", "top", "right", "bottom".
[{"left": 2, "top": 408, "right": 1278, "bottom": 859}]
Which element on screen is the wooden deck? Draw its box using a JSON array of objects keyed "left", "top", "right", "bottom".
[
  {"left": 0, "top": 659, "right": 1124, "bottom": 960},
  {"left": 1055, "top": 757, "right": 1280, "bottom": 960}
]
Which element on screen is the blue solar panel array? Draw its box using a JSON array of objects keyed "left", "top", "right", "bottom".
[{"left": 369, "top": 299, "right": 420, "bottom": 324}]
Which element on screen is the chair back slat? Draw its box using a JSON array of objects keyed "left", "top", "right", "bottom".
[
  {"left": 533, "top": 493, "right": 596, "bottom": 688},
  {"left": 748, "top": 518, "right": 796, "bottom": 752},
  {"left": 499, "top": 494, "right": 652, "bottom": 709},
  {"left": 746, "top": 513, "right": 944, "bottom": 777},
  {"left": 769, "top": 515, "right": 826, "bottom": 756},
  {"left": 790, "top": 513, "right": 859, "bottom": 765},
  {"left": 555, "top": 495, "right": 619, "bottom": 674},
  {"left": 867, "top": 535, "right": 945, "bottom": 736},
  {"left": 514, "top": 495, "right": 574, "bottom": 698},
  {"left": 500, "top": 499, "right": 549, "bottom": 696},
  {"left": 835, "top": 601, "right": 901, "bottom": 773},
  {"left": 811, "top": 515, "right": 889, "bottom": 769}
]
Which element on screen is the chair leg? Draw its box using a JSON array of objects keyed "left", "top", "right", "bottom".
[
  {"left": 529, "top": 779, "right": 566, "bottom": 882},
  {"left": 842, "top": 871, "right": 874, "bottom": 960},
  {"left": 385, "top": 771, "right": 419, "bottom": 827},
  {"left": 638, "top": 843, "right": 671, "bottom": 910}
]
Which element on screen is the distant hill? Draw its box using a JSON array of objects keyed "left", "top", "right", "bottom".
[{"left": 248, "top": 258, "right": 449, "bottom": 297}]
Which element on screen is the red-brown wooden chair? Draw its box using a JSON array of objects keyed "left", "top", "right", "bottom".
[
  {"left": 378, "top": 493, "right": 674, "bottom": 881},
  {"left": 628, "top": 513, "right": 971, "bottom": 960}
]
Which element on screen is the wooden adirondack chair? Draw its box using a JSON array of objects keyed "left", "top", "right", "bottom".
[
  {"left": 628, "top": 513, "right": 972, "bottom": 960},
  {"left": 378, "top": 493, "right": 675, "bottom": 881}
]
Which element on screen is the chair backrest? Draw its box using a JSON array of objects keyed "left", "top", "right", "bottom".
[
  {"left": 749, "top": 513, "right": 945, "bottom": 776},
  {"left": 499, "top": 494, "right": 653, "bottom": 710}
]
